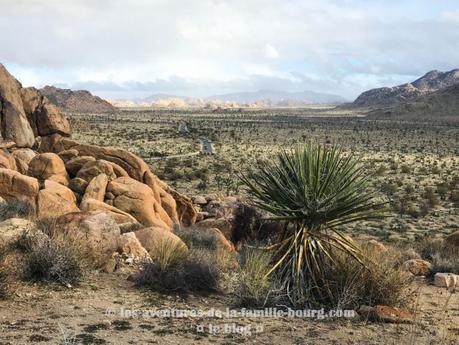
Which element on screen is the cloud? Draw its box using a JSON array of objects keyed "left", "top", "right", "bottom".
[{"left": 1, "top": 0, "right": 458, "bottom": 99}]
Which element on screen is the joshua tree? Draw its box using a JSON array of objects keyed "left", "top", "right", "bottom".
[{"left": 241, "top": 143, "right": 386, "bottom": 306}]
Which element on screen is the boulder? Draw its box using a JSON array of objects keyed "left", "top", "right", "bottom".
[
  {"left": 195, "top": 217, "right": 233, "bottom": 241},
  {"left": 0, "top": 64, "right": 36, "bottom": 148},
  {"left": 37, "top": 180, "right": 79, "bottom": 218},
  {"left": 0, "top": 168, "right": 39, "bottom": 205},
  {"left": 58, "top": 138, "right": 151, "bottom": 181},
  {"left": 358, "top": 305, "right": 414, "bottom": 324},
  {"left": 203, "top": 228, "right": 235, "bottom": 251},
  {"left": 163, "top": 186, "right": 196, "bottom": 227},
  {"left": 107, "top": 177, "right": 172, "bottom": 229},
  {"left": 192, "top": 195, "right": 208, "bottom": 205},
  {"left": 0, "top": 150, "right": 17, "bottom": 170},
  {"left": 55, "top": 211, "right": 121, "bottom": 268},
  {"left": 68, "top": 177, "right": 88, "bottom": 195},
  {"left": 65, "top": 156, "right": 96, "bottom": 176},
  {"left": 58, "top": 149, "right": 79, "bottom": 163},
  {"left": 434, "top": 273, "right": 459, "bottom": 289},
  {"left": 21, "top": 87, "right": 71, "bottom": 137},
  {"left": 80, "top": 198, "right": 139, "bottom": 225},
  {"left": 82, "top": 173, "right": 109, "bottom": 203},
  {"left": 37, "top": 135, "right": 196, "bottom": 228},
  {"left": 446, "top": 230, "right": 459, "bottom": 247},
  {"left": 402, "top": 259, "right": 432, "bottom": 276},
  {"left": 134, "top": 226, "right": 187, "bottom": 255},
  {"left": 28, "top": 152, "right": 69, "bottom": 186},
  {"left": 11, "top": 148, "right": 36, "bottom": 174},
  {"left": 118, "top": 232, "right": 149, "bottom": 258},
  {"left": 76, "top": 159, "right": 116, "bottom": 182}
]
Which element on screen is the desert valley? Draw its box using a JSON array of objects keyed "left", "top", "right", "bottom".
[{"left": 1, "top": 1, "right": 458, "bottom": 344}]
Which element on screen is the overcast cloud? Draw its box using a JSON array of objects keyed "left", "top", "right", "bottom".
[{"left": 1, "top": 0, "right": 458, "bottom": 100}]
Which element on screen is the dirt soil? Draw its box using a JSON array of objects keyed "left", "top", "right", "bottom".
[{"left": 0, "top": 273, "right": 457, "bottom": 345}]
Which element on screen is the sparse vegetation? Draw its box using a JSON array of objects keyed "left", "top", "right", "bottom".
[{"left": 0, "top": 199, "right": 35, "bottom": 221}]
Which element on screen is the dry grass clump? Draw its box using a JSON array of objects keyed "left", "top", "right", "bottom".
[
  {"left": 328, "top": 245, "right": 412, "bottom": 309},
  {"left": 134, "top": 238, "right": 231, "bottom": 293},
  {"left": 0, "top": 199, "right": 35, "bottom": 222},
  {"left": 0, "top": 245, "right": 11, "bottom": 299},
  {"left": 234, "top": 248, "right": 276, "bottom": 307}
]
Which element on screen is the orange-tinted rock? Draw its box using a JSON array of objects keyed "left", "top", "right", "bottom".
[
  {"left": 358, "top": 305, "right": 414, "bottom": 323},
  {"left": 195, "top": 217, "right": 233, "bottom": 241},
  {"left": 55, "top": 211, "right": 120, "bottom": 268},
  {"left": 107, "top": 177, "right": 172, "bottom": 229},
  {"left": 21, "top": 87, "right": 71, "bottom": 137},
  {"left": 0, "top": 150, "right": 17, "bottom": 170},
  {"left": 118, "top": 232, "right": 149, "bottom": 258},
  {"left": 28, "top": 152, "right": 69, "bottom": 186},
  {"left": 58, "top": 149, "right": 79, "bottom": 163},
  {"left": 0, "top": 64, "right": 36, "bottom": 148},
  {"left": 134, "top": 226, "right": 187, "bottom": 255},
  {"left": 0, "top": 168, "right": 39, "bottom": 205},
  {"left": 65, "top": 156, "right": 96, "bottom": 176},
  {"left": 82, "top": 174, "right": 109, "bottom": 203},
  {"left": 11, "top": 148, "right": 36, "bottom": 174},
  {"left": 76, "top": 160, "right": 116, "bottom": 182},
  {"left": 37, "top": 180, "right": 79, "bottom": 218},
  {"left": 80, "top": 198, "right": 138, "bottom": 225}
]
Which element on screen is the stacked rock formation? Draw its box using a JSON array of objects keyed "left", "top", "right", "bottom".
[{"left": 0, "top": 64, "right": 196, "bottom": 231}]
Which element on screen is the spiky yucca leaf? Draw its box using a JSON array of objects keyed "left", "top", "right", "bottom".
[{"left": 241, "top": 143, "right": 387, "bottom": 306}]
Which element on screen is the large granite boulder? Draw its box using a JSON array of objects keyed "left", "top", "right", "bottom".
[
  {"left": 55, "top": 211, "right": 120, "bottom": 268},
  {"left": 0, "top": 168, "right": 39, "bottom": 205},
  {"left": 107, "top": 177, "right": 172, "bottom": 229},
  {"left": 0, "top": 64, "right": 35, "bottom": 148},
  {"left": 28, "top": 152, "right": 69, "bottom": 186}
]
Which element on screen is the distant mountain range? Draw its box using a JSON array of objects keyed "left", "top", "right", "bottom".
[
  {"left": 206, "top": 89, "right": 346, "bottom": 105},
  {"left": 111, "top": 89, "right": 346, "bottom": 108},
  {"left": 41, "top": 86, "right": 116, "bottom": 113}
]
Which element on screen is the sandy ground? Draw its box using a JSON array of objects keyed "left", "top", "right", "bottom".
[{"left": 0, "top": 272, "right": 457, "bottom": 345}]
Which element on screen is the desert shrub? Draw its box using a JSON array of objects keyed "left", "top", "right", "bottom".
[
  {"left": 328, "top": 245, "right": 412, "bottom": 309},
  {"left": 416, "top": 238, "right": 459, "bottom": 277},
  {"left": 0, "top": 199, "right": 35, "bottom": 222},
  {"left": 134, "top": 248, "right": 223, "bottom": 293},
  {"left": 422, "top": 187, "right": 440, "bottom": 207},
  {"left": 400, "top": 164, "right": 411, "bottom": 174},
  {"left": 235, "top": 248, "right": 275, "bottom": 307},
  {"left": 22, "top": 233, "right": 83, "bottom": 286},
  {"left": 174, "top": 227, "right": 218, "bottom": 250},
  {"left": 231, "top": 203, "right": 261, "bottom": 245},
  {"left": 0, "top": 245, "right": 10, "bottom": 299},
  {"left": 241, "top": 143, "right": 386, "bottom": 307}
]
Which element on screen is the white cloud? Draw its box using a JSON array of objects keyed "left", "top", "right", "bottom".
[
  {"left": 1, "top": 0, "right": 458, "bottom": 99},
  {"left": 265, "top": 44, "right": 280, "bottom": 59}
]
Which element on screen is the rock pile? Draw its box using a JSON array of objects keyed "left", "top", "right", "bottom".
[{"left": 0, "top": 63, "right": 199, "bottom": 267}]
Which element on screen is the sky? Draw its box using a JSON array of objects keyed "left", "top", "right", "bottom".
[{"left": 1, "top": 0, "right": 459, "bottom": 100}]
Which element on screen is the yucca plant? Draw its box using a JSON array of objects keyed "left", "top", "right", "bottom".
[{"left": 241, "top": 143, "right": 387, "bottom": 306}]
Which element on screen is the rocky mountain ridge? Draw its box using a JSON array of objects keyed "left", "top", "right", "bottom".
[
  {"left": 352, "top": 69, "right": 459, "bottom": 108},
  {"left": 40, "top": 85, "right": 116, "bottom": 113}
]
